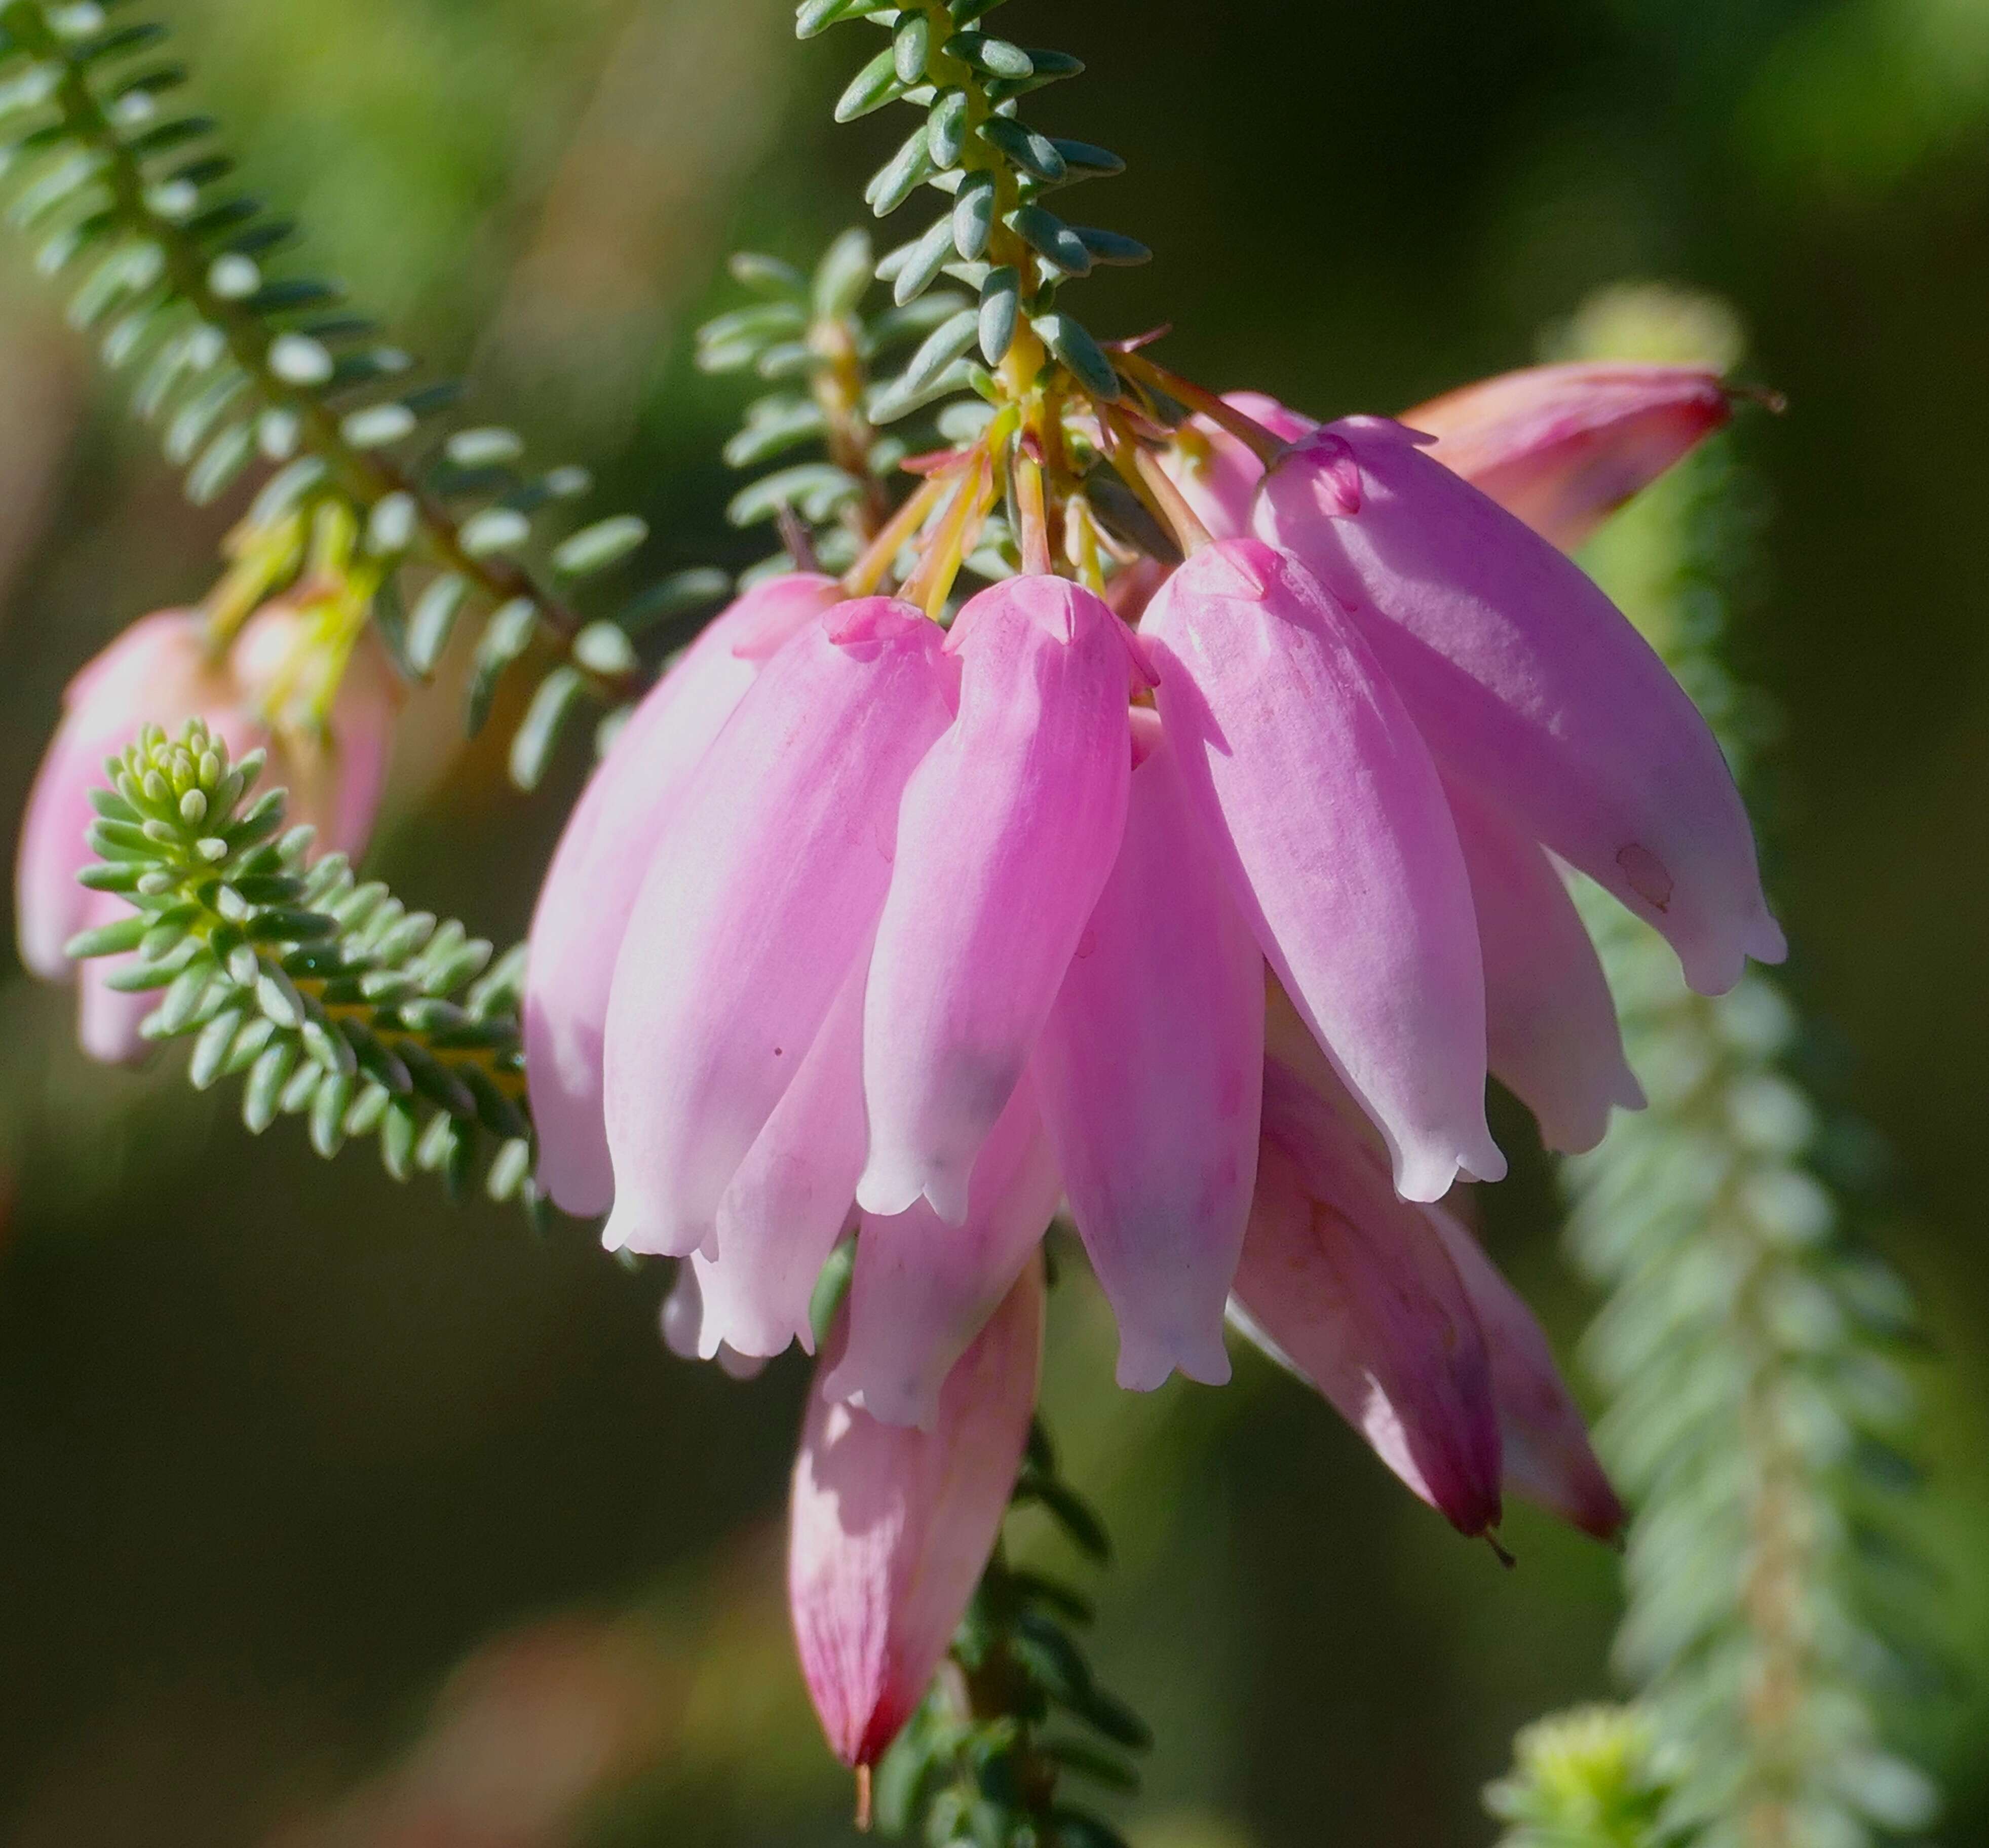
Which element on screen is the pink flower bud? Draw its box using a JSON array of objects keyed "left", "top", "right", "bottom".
[
  {"left": 16, "top": 608, "right": 397, "bottom": 1063},
  {"left": 789, "top": 1259, "right": 1044, "bottom": 1767},
  {"left": 1400, "top": 362, "right": 1732, "bottom": 554}
]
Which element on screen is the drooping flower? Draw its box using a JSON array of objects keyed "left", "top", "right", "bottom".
[
  {"left": 1253, "top": 414, "right": 1784, "bottom": 996},
  {"left": 528, "top": 356, "right": 1772, "bottom": 1761},
  {"left": 16, "top": 606, "right": 397, "bottom": 1062},
  {"left": 789, "top": 1259, "right": 1044, "bottom": 1767},
  {"left": 1397, "top": 361, "right": 1734, "bottom": 553},
  {"left": 525, "top": 573, "right": 840, "bottom": 1216},
  {"left": 1141, "top": 536, "right": 1505, "bottom": 1204},
  {"left": 1231, "top": 1005, "right": 1622, "bottom": 1541},
  {"left": 600, "top": 595, "right": 957, "bottom": 1260}
]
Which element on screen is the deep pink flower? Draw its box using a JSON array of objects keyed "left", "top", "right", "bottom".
[
  {"left": 1233, "top": 1007, "right": 1622, "bottom": 1541},
  {"left": 1400, "top": 361, "right": 1733, "bottom": 553},
  {"left": 789, "top": 1260, "right": 1044, "bottom": 1767},
  {"left": 525, "top": 574, "right": 839, "bottom": 1216},
  {"left": 16, "top": 607, "right": 396, "bottom": 1063}
]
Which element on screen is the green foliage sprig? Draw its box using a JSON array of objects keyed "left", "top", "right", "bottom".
[
  {"left": 801, "top": 0, "right": 1146, "bottom": 414},
  {"left": 1487, "top": 1706, "right": 1682, "bottom": 1848},
  {"left": 67, "top": 721, "right": 539, "bottom": 1211},
  {"left": 875, "top": 1414, "right": 1152, "bottom": 1848},
  {"left": 1513, "top": 292, "right": 1939, "bottom": 1848},
  {"left": 0, "top": 0, "right": 730, "bottom": 785},
  {"left": 701, "top": 228, "right": 1030, "bottom": 586}
]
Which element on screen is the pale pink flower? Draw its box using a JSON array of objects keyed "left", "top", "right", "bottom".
[
  {"left": 525, "top": 573, "right": 840, "bottom": 1215},
  {"left": 1254, "top": 414, "right": 1784, "bottom": 996},
  {"left": 16, "top": 607, "right": 396, "bottom": 1062},
  {"left": 1141, "top": 537, "right": 1505, "bottom": 1204},
  {"left": 789, "top": 1260, "right": 1044, "bottom": 1767}
]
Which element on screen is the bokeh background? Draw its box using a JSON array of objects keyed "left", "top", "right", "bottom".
[{"left": 0, "top": 0, "right": 1984, "bottom": 1842}]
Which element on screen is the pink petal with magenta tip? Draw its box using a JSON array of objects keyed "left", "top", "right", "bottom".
[
  {"left": 1426, "top": 1209, "right": 1626, "bottom": 1543},
  {"left": 602, "top": 597, "right": 953, "bottom": 1258},
  {"left": 1035, "top": 709, "right": 1264, "bottom": 1391},
  {"left": 1255, "top": 416, "right": 1783, "bottom": 995},
  {"left": 857, "top": 575, "right": 1133, "bottom": 1225},
  {"left": 526, "top": 575, "right": 837, "bottom": 1216},
  {"left": 830, "top": 1073, "right": 1061, "bottom": 1431},
  {"left": 1142, "top": 537, "right": 1504, "bottom": 1204},
  {"left": 1231, "top": 1060, "right": 1504, "bottom": 1536},
  {"left": 789, "top": 1259, "right": 1043, "bottom": 1767}
]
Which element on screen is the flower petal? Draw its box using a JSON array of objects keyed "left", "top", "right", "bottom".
[
  {"left": 602, "top": 598, "right": 953, "bottom": 1257},
  {"left": 830, "top": 1072, "right": 1061, "bottom": 1431},
  {"left": 1255, "top": 416, "right": 1784, "bottom": 995},
  {"left": 1035, "top": 710, "right": 1264, "bottom": 1390},
  {"left": 1425, "top": 1209, "right": 1626, "bottom": 1542},
  {"left": 857, "top": 575, "right": 1134, "bottom": 1224},
  {"left": 526, "top": 576, "right": 838, "bottom": 1216},
  {"left": 789, "top": 1259, "right": 1044, "bottom": 1767},
  {"left": 1230, "top": 1059, "right": 1504, "bottom": 1536},
  {"left": 1447, "top": 776, "right": 1644, "bottom": 1154},
  {"left": 692, "top": 945, "right": 871, "bottom": 1360},
  {"left": 1402, "top": 362, "right": 1732, "bottom": 554},
  {"left": 1142, "top": 537, "right": 1503, "bottom": 1204}
]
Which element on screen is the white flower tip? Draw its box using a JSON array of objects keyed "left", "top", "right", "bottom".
[
  {"left": 1114, "top": 1330, "right": 1233, "bottom": 1394},
  {"left": 822, "top": 1360, "right": 942, "bottom": 1434},
  {"left": 1748, "top": 911, "right": 1790, "bottom": 968},
  {"left": 853, "top": 1159, "right": 924, "bottom": 1220}
]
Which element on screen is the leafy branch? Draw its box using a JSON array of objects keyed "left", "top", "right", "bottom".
[
  {"left": 875, "top": 1414, "right": 1152, "bottom": 1848},
  {"left": 0, "top": 0, "right": 729, "bottom": 779},
  {"left": 1531, "top": 291, "right": 1938, "bottom": 1848},
  {"left": 68, "top": 721, "right": 540, "bottom": 1211},
  {"left": 804, "top": 1, "right": 1146, "bottom": 428}
]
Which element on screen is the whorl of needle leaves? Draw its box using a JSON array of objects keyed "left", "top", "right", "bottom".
[
  {"left": 67, "top": 721, "right": 539, "bottom": 1213},
  {"left": 0, "top": 0, "right": 734, "bottom": 788},
  {"left": 699, "top": 229, "right": 1026, "bottom": 588},
  {"left": 801, "top": 0, "right": 1147, "bottom": 414},
  {"left": 874, "top": 1406, "right": 1154, "bottom": 1848}
]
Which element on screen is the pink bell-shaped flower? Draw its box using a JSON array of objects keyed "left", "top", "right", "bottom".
[
  {"left": 1231, "top": 1029, "right": 1622, "bottom": 1542},
  {"left": 1254, "top": 414, "right": 1783, "bottom": 996},
  {"left": 857, "top": 574, "right": 1137, "bottom": 1226},
  {"left": 1034, "top": 708, "right": 1264, "bottom": 1391},
  {"left": 1141, "top": 537, "right": 1504, "bottom": 1205},
  {"left": 1232, "top": 1056, "right": 1506, "bottom": 1537},
  {"left": 525, "top": 574, "right": 840, "bottom": 1216},
  {"left": 601, "top": 597, "right": 956, "bottom": 1259},
  {"left": 16, "top": 607, "right": 397, "bottom": 1063},
  {"left": 789, "top": 1259, "right": 1045, "bottom": 1767}
]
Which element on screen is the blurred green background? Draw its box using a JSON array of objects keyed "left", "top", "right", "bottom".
[{"left": 0, "top": 1, "right": 1984, "bottom": 1842}]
